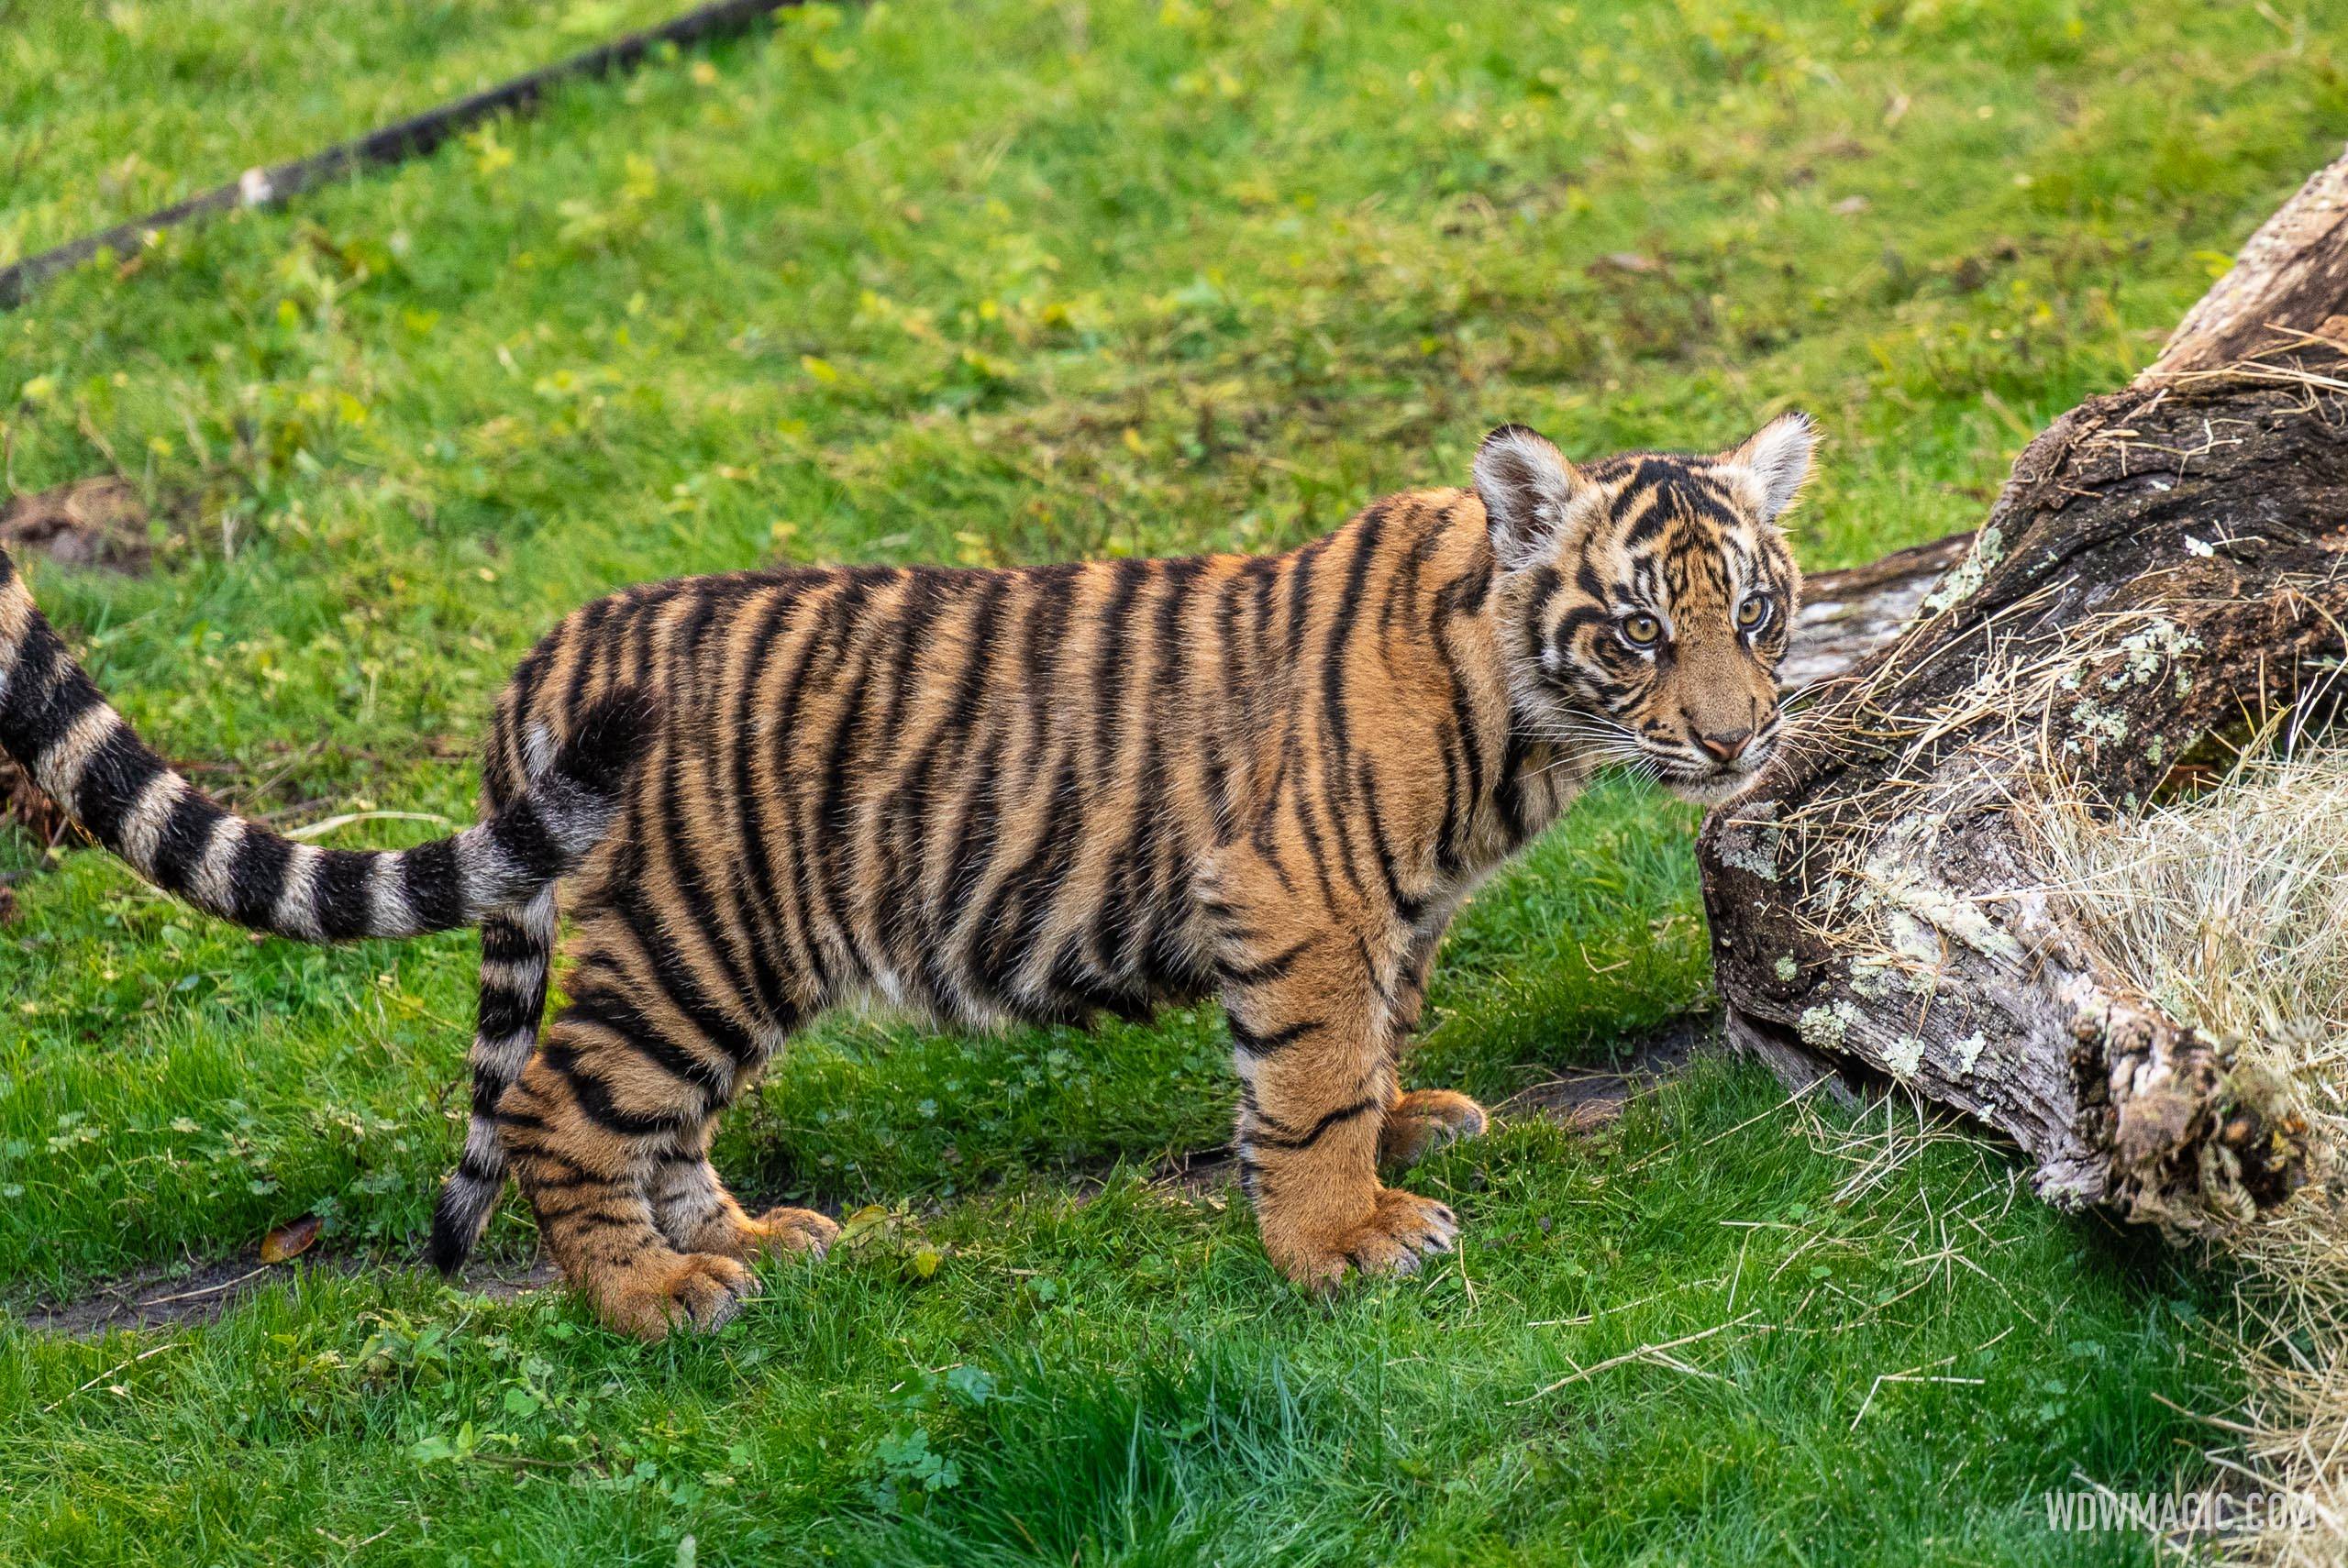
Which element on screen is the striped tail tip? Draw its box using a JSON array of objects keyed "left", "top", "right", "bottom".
[{"left": 426, "top": 1164, "right": 503, "bottom": 1277}]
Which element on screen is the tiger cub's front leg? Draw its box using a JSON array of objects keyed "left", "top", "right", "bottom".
[{"left": 1215, "top": 869, "right": 1460, "bottom": 1286}]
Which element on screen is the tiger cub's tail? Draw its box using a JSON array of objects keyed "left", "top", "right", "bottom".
[
  {"left": 425, "top": 892, "right": 559, "bottom": 1276},
  {"left": 0, "top": 544, "right": 650, "bottom": 941}
]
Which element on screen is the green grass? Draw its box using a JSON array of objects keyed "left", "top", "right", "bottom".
[
  {"left": 3, "top": 0, "right": 2343, "bottom": 1560},
  {"left": 0, "top": 0, "right": 685, "bottom": 264}
]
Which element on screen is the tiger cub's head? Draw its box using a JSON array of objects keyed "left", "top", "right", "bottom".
[{"left": 1472, "top": 414, "right": 1813, "bottom": 805}]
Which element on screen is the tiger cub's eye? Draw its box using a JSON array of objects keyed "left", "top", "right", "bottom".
[
  {"left": 1736, "top": 593, "right": 1769, "bottom": 630},
  {"left": 1619, "top": 613, "right": 1663, "bottom": 648}
]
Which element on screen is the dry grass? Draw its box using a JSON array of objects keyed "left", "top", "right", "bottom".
[{"left": 2036, "top": 735, "right": 2348, "bottom": 1564}]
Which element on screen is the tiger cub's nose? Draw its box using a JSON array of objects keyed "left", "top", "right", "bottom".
[{"left": 1694, "top": 726, "right": 1754, "bottom": 762}]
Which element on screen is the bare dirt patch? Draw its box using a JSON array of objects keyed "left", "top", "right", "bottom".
[
  {"left": 17, "top": 1251, "right": 560, "bottom": 1339},
  {"left": 1497, "top": 1014, "right": 1714, "bottom": 1129},
  {"left": 2, "top": 476, "right": 154, "bottom": 572}
]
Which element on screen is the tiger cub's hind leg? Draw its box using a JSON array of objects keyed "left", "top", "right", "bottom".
[
  {"left": 1378, "top": 1090, "right": 1489, "bottom": 1170},
  {"left": 646, "top": 1128, "right": 839, "bottom": 1264},
  {"left": 499, "top": 922, "right": 768, "bottom": 1340}
]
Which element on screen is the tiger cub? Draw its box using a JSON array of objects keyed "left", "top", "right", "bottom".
[{"left": 0, "top": 415, "right": 1811, "bottom": 1339}]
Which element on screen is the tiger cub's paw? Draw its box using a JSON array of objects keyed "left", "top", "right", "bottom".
[
  {"left": 1378, "top": 1089, "right": 1489, "bottom": 1170},
  {"left": 1268, "top": 1187, "right": 1460, "bottom": 1289},
  {"left": 598, "top": 1252, "right": 759, "bottom": 1341},
  {"left": 743, "top": 1206, "right": 840, "bottom": 1261}
]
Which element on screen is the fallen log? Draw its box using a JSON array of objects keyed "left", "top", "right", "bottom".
[
  {"left": 1778, "top": 531, "right": 1976, "bottom": 695},
  {"left": 1700, "top": 151, "right": 2348, "bottom": 1225}
]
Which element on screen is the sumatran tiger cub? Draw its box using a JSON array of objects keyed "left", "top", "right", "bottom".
[{"left": 0, "top": 414, "right": 1811, "bottom": 1339}]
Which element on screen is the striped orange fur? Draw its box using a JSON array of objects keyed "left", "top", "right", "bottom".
[{"left": 2, "top": 415, "right": 1811, "bottom": 1340}]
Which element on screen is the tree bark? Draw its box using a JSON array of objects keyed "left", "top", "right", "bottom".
[{"left": 1699, "top": 152, "right": 2348, "bottom": 1225}]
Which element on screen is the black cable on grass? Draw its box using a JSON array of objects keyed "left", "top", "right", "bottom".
[{"left": 0, "top": 0, "right": 809, "bottom": 313}]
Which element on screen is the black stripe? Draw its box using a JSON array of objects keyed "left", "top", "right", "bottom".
[
  {"left": 69, "top": 724, "right": 164, "bottom": 848},
  {"left": 803, "top": 576, "right": 903, "bottom": 967},
  {"left": 480, "top": 914, "right": 541, "bottom": 964},
  {"left": 1432, "top": 716, "right": 1467, "bottom": 878},
  {"left": 1321, "top": 504, "right": 1385, "bottom": 763},
  {"left": 530, "top": 1152, "right": 602, "bottom": 1186},
  {"left": 1431, "top": 581, "right": 1489, "bottom": 834},
  {"left": 652, "top": 716, "right": 765, "bottom": 1029},
  {"left": 312, "top": 849, "right": 379, "bottom": 941},
  {"left": 1311, "top": 520, "right": 1383, "bottom": 909},
  {"left": 1623, "top": 492, "right": 1673, "bottom": 550},
  {"left": 968, "top": 748, "right": 1086, "bottom": 999},
  {"left": 1090, "top": 559, "right": 1153, "bottom": 793},
  {"left": 226, "top": 829, "right": 295, "bottom": 929},
  {"left": 497, "top": 640, "right": 557, "bottom": 796},
  {"left": 1285, "top": 767, "right": 1342, "bottom": 912},
  {"left": 1492, "top": 732, "right": 1534, "bottom": 846},
  {"left": 539, "top": 1035, "right": 699, "bottom": 1137},
  {"left": 556, "top": 596, "right": 617, "bottom": 740},
  {"left": 1245, "top": 748, "right": 1298, "bottom": 897},
  {"left": 0, "top": 624, "right": 100, "bottom": 765},
  {"left": 1553, "top": 605, "right": 1608, "bottom": 644},
  {"left": 1227, "top": 1015, "right": 1318, "bottom": 1057},
  {"left": 725, "top": 583, "right": 809, "bottom": 1013},
  {"left": 401, "top": 838, "right": 466, "bottom": 930},
  {"left": 569, "top": 987, "right": 731, "bottom": 1096},
  {"left": 846, "top": 569, "right": 955, "bottom": 942},
  {"left": 1089, "top": 558, "right": 1198, "bottom": 981},
  {"left": 1215, "top": 938, "right": 1309, "bottom": 988},
  {"left": 1203, "top": 569, "right": 1247, "bottom": 838},
  {"left": 1248, "top": 1096, "right": 1381, "bottom": 1152},
  {"left": 1022, "top": 562, "right": 1082, "bottom": 695},
  {"left": 761, "top": 579, "right": 859, "bottom": 994},
  {"left": 477, "top": 980, "right": 540, "bottom": 1044},
  {"left": 1355, "top": 758, "right": 1424, "bottom": 925},
  {"left": 779, "top": 575, "right": 882, "bottom": 990},
  {"left": 673, "top": 583, "right": 725, "bottom": 666},
  {"left": 612, "top": 883, "right": 765, "bottom": 1067},
  {"left": 1519, "top": 565, "right": 1563, "bottom": 661},
  {"left": 1284, "top": 534, "right": 1333, "bottom": 668},
  {"left": 1266, "top": 533, "right": 1339, "bottom": 899},
  {"left": 471, "top": 1076, "right": 512, "bottom": 1119},
  {"left": 944, "top": 569, "right": 1074, "bottom": 1009},
  {"left": 1378, "top": 506, "right": 1442, "bottom": 666},
  {"left": 882, "top": 576, "right": 1008, "bottom": 977},
  {"left": 150, "top": 789, "right": 222, "bottom": 897},
  {"left": 934, "top": 721, "right": 1010, "bottom": 1009},
  {"left": 455, "top": 1152, "right": 511, "bottom": 1183},
  {"left": 487, "top": 798, "right": 564, "bottom": 882}
]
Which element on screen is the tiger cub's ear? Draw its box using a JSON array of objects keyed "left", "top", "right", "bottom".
[
  {"left": 1473, "top": 424, "right": 1594, "bottom": 573},
  {"left": 1721, "top": 411, "right": 1816, "bottom": 524}
]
